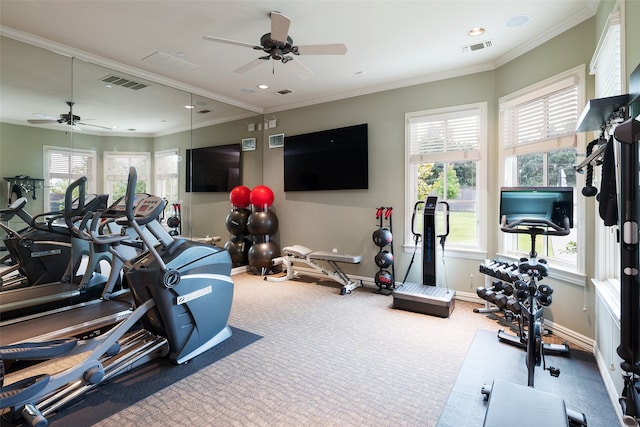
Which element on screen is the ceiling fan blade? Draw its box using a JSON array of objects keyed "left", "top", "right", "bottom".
[
  {"left": 234, "top": 57, "right": 268, "bottom": 74},
  {"left": 287, "top": 57, "right": 314, "bottom": 80},
  {"left": 296, "top": 43, "right": 348, "bottom": 55},
  {"left": 203, "top": 36, "right": 259, "bottom": 49},
  {"left": 77, "top": 121, "right": 113, "bottom": 130},
  {"left": 27, "top": 119, "right": 58, "bottom": 124},
  {"left": 270, "top": 11, "right": 291, "bottom": 43},
  {"left": 32, "top": 113, "right": 59, "bottom": 120}
]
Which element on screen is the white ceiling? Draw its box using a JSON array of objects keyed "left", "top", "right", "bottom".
[{"left": 0, "top": 0, "right": 598, "bottom": 136}]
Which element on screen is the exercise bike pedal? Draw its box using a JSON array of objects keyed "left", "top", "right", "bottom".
[{"left": 547, "top": 366, "right": 561, "bottom": 377}]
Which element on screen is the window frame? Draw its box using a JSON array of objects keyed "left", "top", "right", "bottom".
[
  {"left": 405, "top": 102, "right": 487, "bottom": 255},
  {"left": 498, "top": 65, "right": 587, "bottom": 280},
  {"left": 590, "top": 7, "right": 625, "bottom": 294},
  {"left": 103, "top": 151, "right": 151, "bottom": 204},
  {"left": 43, "top": 145, "right": 97, "bottom": 213},
  {"left": 154, "top": 148, "right": 179, "bottom": 203}
]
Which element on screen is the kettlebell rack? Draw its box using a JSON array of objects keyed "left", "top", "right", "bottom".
[{"left": 372, "top": 206, "right": 395, "bottom": 295}]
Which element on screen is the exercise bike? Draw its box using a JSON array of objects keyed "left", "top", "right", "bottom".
[
  {"left": 481, "top": 186, "right": 587, "bottom": 427},
  {"left": 499, "top": 213, "right": 570, "bottom": 387}
]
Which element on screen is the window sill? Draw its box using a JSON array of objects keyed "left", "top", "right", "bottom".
[
  {"left": 593, "top": 278, "right": 621, "bottom": 323},
  {"left": 401, "top": 244, "right": 488, "bottom": 261}
]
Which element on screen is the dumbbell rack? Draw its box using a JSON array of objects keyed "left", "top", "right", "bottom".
[
  {"left": 475, "top": 259, "right": 520, "bottom": 315},
  {"left": 373, "top": 206, "right": 395, "bottom": 296}
]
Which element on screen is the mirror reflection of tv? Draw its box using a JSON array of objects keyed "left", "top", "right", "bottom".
[
  {"left": 284, "top": 123, "right": 368, "bottom": 191},
  {"left": 499, "top": 186, "right": 574, "bottom": 228},
  {"left": 186, "top": 144, "right": 241, "bottom": 192}
]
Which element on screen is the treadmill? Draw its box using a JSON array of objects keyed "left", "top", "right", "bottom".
[{"left": 0, "top": 177, "right": 112, "bottom": 320}]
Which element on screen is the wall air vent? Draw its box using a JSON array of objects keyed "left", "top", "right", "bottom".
[
  {"left": 275, "top": 89, "right": 294, "bottom": 95},
  {"left": 101, "top": 74, "right": 149, "bottom": 90},
  {"left": 460, "top": 40, "right": 494, "bottom": 53}
]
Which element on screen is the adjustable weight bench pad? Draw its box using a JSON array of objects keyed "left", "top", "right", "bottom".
[
  {"left": 268, "top": 245, "right": 363, "bottom": 294},
  {"left": 483, "top": 380, "right": 569, "bottom": 427}
]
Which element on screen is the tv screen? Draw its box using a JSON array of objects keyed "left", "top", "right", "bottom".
[
  {"left": 499, "top": 187, "right": 574, "bottom": 228},
  {"left": 186, "top": 144, "right": 241, "bottom": 192},
  {"left": 283, "top": 123, "right": 368, "bottom": 191}
]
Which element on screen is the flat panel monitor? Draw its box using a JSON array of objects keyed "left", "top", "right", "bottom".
[
  {"left": 283, "top": 123, "right": 368, "bottom": 191},
  {"left": 186, "top": 144, "right": 241, "bottom": 193},
  {"left": 499, "top": 187, "right": 574, "bottom": 228}
]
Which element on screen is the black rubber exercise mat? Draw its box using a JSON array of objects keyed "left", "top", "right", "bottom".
[{"left": 437, "top": 329, "right": 620, "bottom": 427}]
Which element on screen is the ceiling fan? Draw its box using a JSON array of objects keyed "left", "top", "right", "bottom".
[
  {"left": 203, "top": 11, "right": 347, "bottom": 80},
  {"left": 27, "top": 101, "right": 113, "bottom": 131}
]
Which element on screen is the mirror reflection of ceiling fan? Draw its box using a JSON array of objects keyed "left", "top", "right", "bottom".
[
  {"left": 203, "top": 11, "right": 347, "bottom": 80},
  {"left": 27, "top": 101, "right": 113, "bottom": 131}
]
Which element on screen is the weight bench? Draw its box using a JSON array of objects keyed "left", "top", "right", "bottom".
[
  {"left": 268, "top": 244, "right": 363, "bottom": 294},
  {"left": 483, "top": 380, "right": 587, "bottom": 427}
]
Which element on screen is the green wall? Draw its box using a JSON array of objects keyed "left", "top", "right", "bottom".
[{"left": 2, "top": 2, "right": 640, "bottom": 343}]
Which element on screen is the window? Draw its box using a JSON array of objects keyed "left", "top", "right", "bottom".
[
  {"left": 591, "top": 10, "right": 623, "bottom": 284},
  {"left": 406, "top": 103, "right": 486, "bottom": 251},
  {"left": 104, "top": 151, "right": 150, "bottom": 204},
  {"left": 43, "top": 146, "right": 97, "bottom": 212},
  {"left": 499, "top": 66, "right": 585, "bottom": 273},
  {"left": 154, "top": 148, "right": 179, "bottom": 202}
]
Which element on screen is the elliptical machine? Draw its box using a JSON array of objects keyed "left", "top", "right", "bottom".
[{"left": 0, "top": 167, "right": 235, "bottom": 426}]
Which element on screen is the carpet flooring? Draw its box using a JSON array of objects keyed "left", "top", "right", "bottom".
[
  {"left": 41, "top": 327, "right": 262, "bottom": 426},
  {"left": 438, "top": 329, "right": 619, "bottom": 427},
  {"left": 1, "top": 272, "right": 620, "bottom": 426}
]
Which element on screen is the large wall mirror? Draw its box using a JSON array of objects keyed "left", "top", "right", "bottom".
[{"left": 0, "top": 34, "right": 263, "bottom": 260}]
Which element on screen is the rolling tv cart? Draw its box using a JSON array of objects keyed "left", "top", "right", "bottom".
[{"left": 393, "top": 196, "right": 455, "bottom": 318}]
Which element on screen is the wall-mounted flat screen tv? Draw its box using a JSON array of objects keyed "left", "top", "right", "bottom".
[
  {"left": 186, "top": 143, "right": 241, "bottom": 192},
  {"left": 283, "top": 123, "right": 368, "bottom": 191}
]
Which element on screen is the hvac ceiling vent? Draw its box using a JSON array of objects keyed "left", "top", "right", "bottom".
[
  {"left": 101, "top": 75, "right": 149, "bottom": 90},
  {"left": 460, "top": 40, "right": 494, "bottom": 53},
  {"left": 197, "top": 109, "right": 212, "bottom": 114},
  {"left": 275, "top": 88, "right": 294, "bottom": 95}
]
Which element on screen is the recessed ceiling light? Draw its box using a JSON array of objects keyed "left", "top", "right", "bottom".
[
  {"left": 184, "top": 105, "right": 195, "bottom": 109},
  {"left": 257, "top": 84, "right": 269, "bottom": 90},
  {"left": 506, "top": 15, "right": 530, "bottom": 28},
  {"left": 468, "top": 27, "right": 485, "bottom": 37}
]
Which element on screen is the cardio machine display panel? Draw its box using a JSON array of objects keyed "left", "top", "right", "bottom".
[{"left": 499, "top": 187, "right": 574, "bottom": 228}]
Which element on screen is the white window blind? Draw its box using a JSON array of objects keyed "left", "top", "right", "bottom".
[
  {"left": 591, "top": 9, "right": 623, "bottom": 282},
  {"left": 502, "top": 85, "right": 579, "bottom": 149},
  {"left": 154, "top": 149, "right": 179, "bottom": 202},
  {"left": 409, "top": 108, "right": 481, "bottom": 162},
  {"left": 104, "top": 151, "right": 150, "bottom": 202}
]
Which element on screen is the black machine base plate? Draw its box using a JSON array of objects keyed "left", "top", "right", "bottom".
[{"left": 393, "top": 282, "right": 455, "bottom": 318}]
